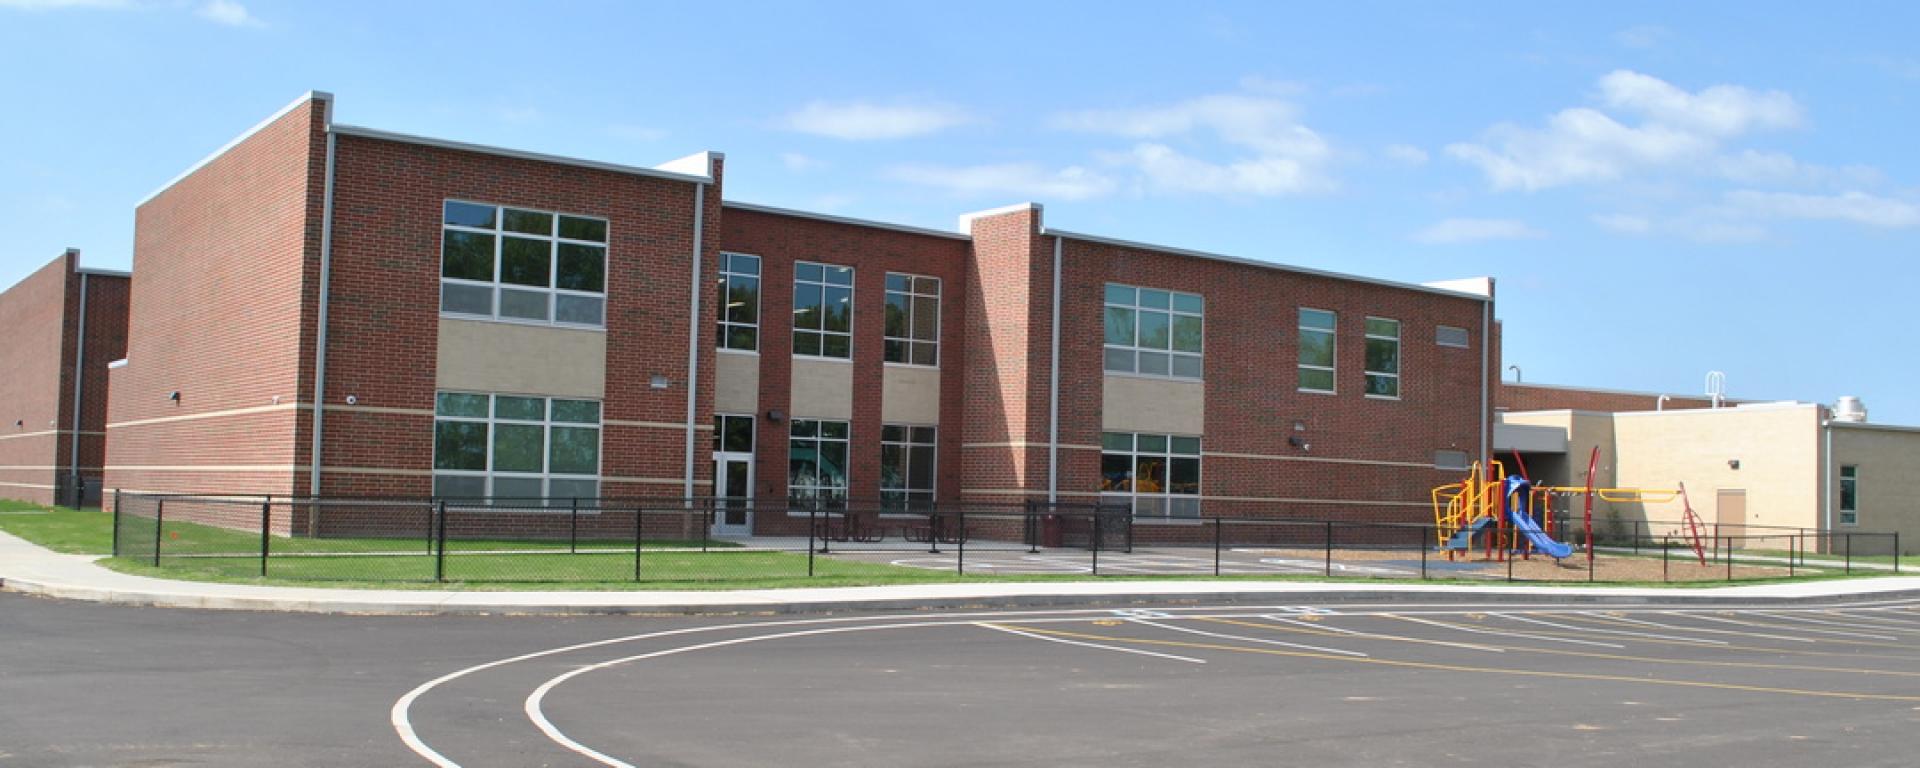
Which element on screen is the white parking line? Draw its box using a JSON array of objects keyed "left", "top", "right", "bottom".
[
  {"left": 1595, "top": 613, "right": 1818, "bottom": 644},
  {"left": 978, "top": 623, "right": 1208, "bottom": 664},
  {"left": 1387, "top": 613, "right": 1627, "bottom": 648},
  {"left": 1491, "top": 613, "right": 1729, "bottom": 645},
  {"left": 1675, "top": 612, "right": 1894, "bottom": 641},
  {"left": 1128, "top": 618, "right": 1368, "bottom": 657},
  {"left": 1739, "top": 611, "right": 1902, "bottom": 640},
  {"left": 1262, "top": 615, "right": 1503, "bottom": 653}
]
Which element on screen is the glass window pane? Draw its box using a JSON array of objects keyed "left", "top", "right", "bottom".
[
  {"left": 495, "top": 396, "right": 545, "bottom": 420},
  {"left": 557, "top": 243, "right": 604, "bottom": 292},
  {"left": 1138, "top": 311, "right": 1170, "bottom": 349},
  {"left": 1103, "top": 347, "right": 1134, "bottom": 373},
  {"left": 884, "top": 339, "right": 908, "bottom": 363},
  {"left": 882, "top": 425, "right": 906, "bottom": 443},
  {"left": 728, "top": 326, "right": 758, "bottom": 351},
  {"left": 886, "top": 274, "right": 911, "bottom": 292},
  {"left": 1366, "top": 338, "right": 1399, "bottom": 374},
  {"left": 1134, "top": 455, "right": 1167, "bottom": 492},
  {"left": 555, "top": 295, "right": 603, "bottom": 326},
  {"left": 1137, "top": 434, "right": 1168, "bottom": 453},
  {"left": 908, "top": 445, "right": 935, "bottom": 490},
  {"left": 551, "top": 399, "right": 600, "bottom": 424},
  {"left": 1170, "top": 355, "right": 1203, "bottom": 379},
  {"left": 441, "top": 283, "right": 492, "bottom": 316},
  {"left": 1367, "top": 318, "right": 1401, "bottom": 338},
  {"left": 1300, "top": 368, "right": 1335, "bottom": 392},
  {"left": 795, "top": 262, "right": 822, "bottom": 282},
  {"left": 1137, "top": 351, "right": 1170, "bottom": 376},
  {"left": 558, "top": 215, "right": 606, "bottom": 242},
  {"left": 1367, "top": 374, "right": 1400, "bottom": 398},
  {"left": 492, "top": 424, "right": 544, "bottom": 472},
  {"left": 433, "top": 421, "right": 487, "bottom": 470},
  {"left": 549, "top": 426, "right": 600, "bottom": 474},
  {"left": 1300, "top": 308, "right": 1335, "bottom": 330},
  {"left": 819, "top": 442, "right": 848, "bottom": 486},
  {"left": 913, "top": 276, "right": 939, "bottom": 294},
  {"left": 442, "top": 231, "right": 495, "bottom": 280},
  {"left": 821, "top": 287, "right": 852, "bottom": 332},
  {"left": 792, "top": 283, "right": 822, "bottom": 330},
  {"left": 1170, "top": 436, "right": 1201, "bottom": 455},
  {"left": 1168, "top": 497, "right": 1200, "bottom": 519},
  {"left": 1101, "top": 433, "right": 1132, "bottom": 451},
  {"left": 1169, "top": 457, "right": 1200, "bottom": 494},
  {"left": 492, "top": 476, "right": 543, "bottom": 499},
  {"left": 884, "top": 292, "right": 910, "bottom": 338},
  {"left": 732, "top": 253, "right": 760, "bottom": 276},
  {"left": 910, "top": 426, "right": 936, "bottom": 444},
  {"left": 824, "top": 266, "right": 853, "bottom": 286},
  {"left": 1105, "top": 284, "right": 1135, "bottom": 305},
  {"left": 790, "top": 420, "right": 817, "bottom": 438},
  {"left": 723, "top": 415, "right": 754, "bottom": 452},
  {"left": 503, "top": 208, "right": 553, "bottom": 235},
  {"left": 1171, "top": 315, "right": 1202, "bottom": 353},
  {"left": 822, "top": 333, "right": 851, "bottom": 359},
  {"left": 1138, "top": 289, "right": 1170, "bottom": 310},
  {"left": 1299, "top": 330, "right": 1334, "bottom": 367},
  {"left": 499, "top": 288, "right": 549, "bottom": 321},
  {"left": 1436, "top": 326, "right": 1470, "bottom": 348},
  {"left": 793, "top": 330, "right": 821, "bottom": 356},
  {"left": 501, "top": 237, "right": 551, "bottom": 287},
  {"left": 1172, "top": 293, "right": 1203, "bottom": 314},
  {"left": 912, "top": 296, "right": 938, "bottom": 341},
  {"left": 436, "top": 392, "right": 489, "bottom": 417},
  {"left": 1104, "top": 307, "right": 1136, "bottom": 346},
  {"left": 549, "top": 477, "right": 598, "bottom": 500},
  {"left": 433, "top": 473, "right": 486, "bottom": 499},
  {"left": 911, "top": 342, "right": 937, "bottom": 366},
  {"left": 821, "top": 421, "right": 849, "bottom": 440},
  {"left": 879, "top": 444, "right": 905, "bottom": 489},
  {"left": 1101, "top": 453, "right": 1132, "bottom": 492},
  {"left": 727, "top": 277, "right": 759, "bottom": 323},
  {"left": 444, "top": 201, "right": 496, "bottom": 229}
]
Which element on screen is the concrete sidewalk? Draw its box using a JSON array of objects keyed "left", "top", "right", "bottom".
[{"left": 6, "top": 530, "right": 1920, "bottom": 615}]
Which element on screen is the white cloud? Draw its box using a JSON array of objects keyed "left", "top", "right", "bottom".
[
  {"left": 1591, "top": 213, "right": 1652, "bottom": 234},
  {"left": 781, "top": 152, "right": 824, "bottom": 172},
  {"left": 1383, "top": 143, "right": 1429, "bottom": 166},
  {"left": 1410, "top": 218, "right": 1546, "bottom": 245},
  {"left": 196, "top": 0, "right": 260, "bottom": 26},
  {"left": 1447, "top": 70, "right": 1802, "bottom": 191},
  {"left": 1614, "top": 24, "right": 1669, "bottom": 49},
  {"left": 1725, "top": 190, "right": 1920, "bottom": 228},
  {"left": 1050, "top": 92, "right": 1334, "bottom": 196},
  {"left": 781, "top": 101, "right": 973, "bottom": 140},
  {"left": 884, "top": 163, "right": 1115, "bottom": 201}
]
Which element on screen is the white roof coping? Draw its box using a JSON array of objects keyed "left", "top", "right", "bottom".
[
  {"left": 139, "top": 91, "right": 333, "bottom": 207},
  {"left": 725, "top": 201, "right": 971, "bottom": 241}
]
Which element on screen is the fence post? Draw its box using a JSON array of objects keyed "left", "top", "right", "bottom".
[
  {"left": 702, "top": 500, "right": 712, "bottom": 554},
  {"left": 569, "top": 497, "right": 579, "bottom": 555},
  {"left": 1632, "top": 520, "right": 1641, "bottom": 555},
  {"left": 1788, "top": 535, "right": 1795, "bottom": 578},
  {"left": 956, "top": 506, "right": 966, "bottom": 576},
  {"left": 1214, "top": 518, "right": 1222, "bottom": 577},
  {"left": 1895, "top": 533, "right": 1901, "bottom": 574},
  {"left": 1726, "top": 537, "right": 1733, "bottom": 582},
  {"left": 1091, "top": 511, "right": 1101, "bottom": 576},
  {"left": 1663, "top": 540, "right": 1669, "bottom": 582},
  {"left": 807, "top": 504, "right": 816, "bottom": 577},
  {"left": 111, "top": 488, "right": 121, "bottom": 556},
  {"left": 1508, "top": 539, "right": 1516, "bottom": 583},
  {"left": 152, "top": 498, "right": 165, "bottom": 567},
  {"left": 633, "top": 506, "right": 644, "bottom": 582},
  {"left": 259, "top": 496, "right": 272, "bottom": 578},
  {"left": 434, "top": 500, "right": 448, "bottom": 583},
  {"left": 1845, "top": 533, "right": 1852, "bottom": 574},
  {"left": 1324, "top": 521, "right": 1333, "bottom": 577},
  {"left": 1420, "top": 525, "right": 1428, "bottom": 580},
  {"left": 1587, "top": 537, "right": 1595, "bottom": 583}
]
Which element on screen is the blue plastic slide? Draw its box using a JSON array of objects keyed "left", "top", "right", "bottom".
[{"left": 1504, "top": 476, "right": 1573, "bottom": 559}]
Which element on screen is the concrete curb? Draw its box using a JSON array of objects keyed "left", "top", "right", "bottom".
[{"left": 10, "top": 574, "right": 1920, "bottom": 616}]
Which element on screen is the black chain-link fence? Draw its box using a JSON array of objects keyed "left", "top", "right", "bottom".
[{"left": 108, "top": 491, "right": 1900, "bottom": 585}]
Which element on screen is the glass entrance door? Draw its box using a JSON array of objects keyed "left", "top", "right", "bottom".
[{"left": 712, "top": 453, "right": 753, "bottom": 536}]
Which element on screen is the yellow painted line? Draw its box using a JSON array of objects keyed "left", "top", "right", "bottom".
[{"left": 998, "top": 624, "right": 1920, "bottom": 703}]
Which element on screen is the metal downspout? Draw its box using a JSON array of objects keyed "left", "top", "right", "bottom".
[
  {"left": 684, "top": 181, "right": 706, "bottom": 499},
  {"left": 68, "top": 271, "right": 88, "bottom": 488},
  {"left": 308, "top": 130, "right": 337, "bottom": 497},
  {"left": 1048, "top": 236, "right": 1062, "bottom": 504}
]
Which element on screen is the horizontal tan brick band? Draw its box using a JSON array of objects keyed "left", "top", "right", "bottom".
[
  {"left": 960, "top": 441, "right": 1101, "bottom": 451},
  {"left": 323, "top": 466, "right": 434, "bottom": 477},
  {"left": 106, "top": 402, "right": 306, "bottom": 430},
  {"left": 104, "top": 464, "right": 296, "bottom": 473},
  {"left": 0, "top": 481, "right": 56, "bottom": 490},
  {"left": 1202, "top": 450, "right": 1438, "bottom": 469},
  {"left": 0, "top": 429, "right": 103, "bottom": 443},
  {"left": 603, "top": 419, "right": 714, "bottom": 431},
  {"left": 603, "top": 476, "right": 714, "bottom": 486},
  {"left": 329, "top": 405, "right": 434, "bottom": 417}
]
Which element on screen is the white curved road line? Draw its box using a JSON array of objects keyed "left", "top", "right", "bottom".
[
  {"left": 1387, "top": 613, "right": 1626, "bottom": 648},
  {"left": 976, "top": 622, "right": 1208, "bottom": 664},
  {"left": 1127, "top": 618, "right": 1368, "bottom": 657}
]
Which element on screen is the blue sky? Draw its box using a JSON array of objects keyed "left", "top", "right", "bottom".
[{"left": 3, "top": 1, "right": 1916, "bottom": 422}]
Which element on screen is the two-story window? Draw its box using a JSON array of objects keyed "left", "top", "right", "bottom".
[
  {"left": 1298, "top": 308, "right": 1336, "bottom": 393},
  {"left": 1840, "top": 465, "right": 1858, "bottom": 525},
  {"left": 433, "top": 392, "right": 601, "bottom": 500},
  {"left": 884, "top": 274, "right": 940, "bottom": 366},
  {"left": 440, "top": 201, "right": 607, "bottom": 327},
  {"left": 717, "top": 253, "right": 761, "bottom": 351},
  {"left": 880, "top": 425, "right": 936, "bottom": 507},
  {"left": 1364, "top": 317, "right": 1401, "bottom": 398},
  {"left": 1100, "top": 432, "right": 1201, "bottom": 519},
  {"left": 793, "top": 262, "right": 853, "bottom": 359},
  {"left": 1104, "top": 284, "right": 1203, "bottom": 378},
  {"left": 789, "top": 419, "right": 849, "bottom": 502}
]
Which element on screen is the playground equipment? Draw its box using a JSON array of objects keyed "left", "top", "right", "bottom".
[{"left": 1431, "top": 448, "right": 1708, "bottom": 564}]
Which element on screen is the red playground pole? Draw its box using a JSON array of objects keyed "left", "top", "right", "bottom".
[{"left": 1583, "top": 446, "right": 1599, "bottom": 569}]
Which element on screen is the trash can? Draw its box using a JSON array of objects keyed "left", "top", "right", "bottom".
[{"left": 1041, "top": 514, "right": 1063, "bottom": 548}]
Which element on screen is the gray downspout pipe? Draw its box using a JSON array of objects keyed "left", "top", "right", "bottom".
[
  {"left": 308, "top": 130, "right": 338, "bottom": 497},
  {"left": 69, "top": 270, "right": 89, "bottom": 495},
  {"left": 1048, "top": 236, "right": 1061, "bottom": 504},
  {"left": 1479, "top": 295, "right": 1490, "bottom": 467},
  {"left": 683, "top": 181, "right": 706, "bottom": 500}
]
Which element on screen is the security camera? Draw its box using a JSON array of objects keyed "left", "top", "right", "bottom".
[{"left": 345, "top": 395, "right": 359, "bottom": 406}]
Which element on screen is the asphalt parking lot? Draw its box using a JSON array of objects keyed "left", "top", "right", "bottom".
[{"left": 5, "top": 592, "right": 1920, "bottom": 767}]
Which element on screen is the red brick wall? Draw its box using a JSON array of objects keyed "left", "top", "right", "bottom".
[
  {"left": 73, "top": 273, "right": 130, "bottom": 500},
  {"left": 959, "top": 207, "right": 1052, "bottom": 505},
  {"left": 717, "top": 206, "right": 971, "bottom": 524},
  {"left": 106, "top": 97, "right": 329, "bottom": 503},
  {"left": 1498, "top": 382, "right": 1722, "bottom": 413},
  {"left": 0, "top": 253, "right": 75, "bottom": 504}
]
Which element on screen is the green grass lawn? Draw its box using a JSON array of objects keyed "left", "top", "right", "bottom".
[{"left": 0, "top": 501, "right": 113, "bottom": 553}]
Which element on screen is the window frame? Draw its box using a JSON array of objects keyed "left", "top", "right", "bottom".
[
  {"left": 1297, "top": 308, "right": 1337, "bottom": 394},
  {"left": 717, "top": 252, "right": 762, "bottom": 353},
  {"left": 883, "top": 272, "right": 942, "bottom": 368},
  {"left": 1436, "top": 325, "right": 1471, "bottom": 349},
  {"left": 438, "top": 199, "right": 609, "bottom": 329},
  {"left": 1099, "top": 431, "right": 1202, "bottom": 522},
  {"left": 1364, "top": 316, "right": 1402, "bottom": 400},
  {"left": 879, "top": 424, "right": 937, "bottom": 511},
  {"left": 713, "top": 413, "right": 756, "bottom": 454},
  {"left": 1839, "top": 465, "right": 1858, "bottom": 526},
  {"left": 792, "top": 261, "right": 855, "bottom": 361},
  {"left": 788, "top": 418, "right": 851, "bottom": 505},
  {"left": 432, "top": 391, "right": 602, "bottom": 502},
  {"left": 1103, "top": 283, "right": 1205, "bottom": 381}
]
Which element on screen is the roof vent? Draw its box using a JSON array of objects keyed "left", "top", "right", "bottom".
[{"left": 1834, "top": 396, "right": 1868, "bottom": 423}]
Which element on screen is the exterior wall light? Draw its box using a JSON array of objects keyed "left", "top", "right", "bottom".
[{"left": 649, "top": 375, "right": 671, "bottom": 390}]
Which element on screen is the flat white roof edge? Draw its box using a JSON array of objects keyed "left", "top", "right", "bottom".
[
  {"left": 331, "top": 124, "right": 712, "bottom": 185},
  {"left": 75, "top": 268, "right": 131, "bottom": 278},
  {"left": 1503, "top": 381, "right": 1725, "bottom": 400},
  {"left": 724, "top": 201, "right": 972, "bottom": 241},
  {"left": 1044, "top": 228, "right": 1492, "bottom": 302},
  {"left": 1830, "top": 420, "right": 1920, "bottom": 435},
  {"left": 138, "top": 91, "right": 333, "bottom": 208}
]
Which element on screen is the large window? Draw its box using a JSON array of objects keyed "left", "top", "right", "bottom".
[
  {"left": 714, "top": 413, "right": 754, "bottom": 454},
  {"left": 1364, "top": 317, "right": 1401, "bottom": 398},
  {"left": 880, "top": 425, "right": 936, "bottom": 507},
  {"left": 440, "top": 201, "right": 607, "bottom": 327},
  {"left": 884, "top": 273, "right": 940, "bottom": 366},
  {"left": 1298, "top": 308, "right": 1336, "bottom": 393},
  {"left": 717, "top": 253, "right": 761, "bottom": 351},
  {"left": 789, "top": 419, "right": 849, "bottom": 502},
  {"left": 793, "top": 262, "right": 853, "bottom": 359},
  {"left": 1100, "top": 432, "right": 1201, "bottom": 519},
  {"left": 433, "top": 392, "right": 601, "bottom": 500},
  {"left": 1840, "top": 465, "right": 1858, "bottom": 525},
  {"left": 1104, "top": 284, "right": 1203, "bottom": 379}
]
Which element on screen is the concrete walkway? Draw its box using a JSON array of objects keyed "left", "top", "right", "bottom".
[{"left": 5, "top": 530, "right": 1920, "bottom": 615}]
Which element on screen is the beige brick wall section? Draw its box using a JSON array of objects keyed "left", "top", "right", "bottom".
[
  {"left": 1102, "top": 375, "right": 1204, "bottom": 435},
  {"left": 880, "top": 366, "right": 939, "bottom": 425},
  {"left": 789, "top": 358, "right": 852, "bottom": 420},
  {"left": 435, "top": 317, "right": 605, "bottom": 399},
  {"left": 713, "top": 351, "right": 759, "bottom": 415}
]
